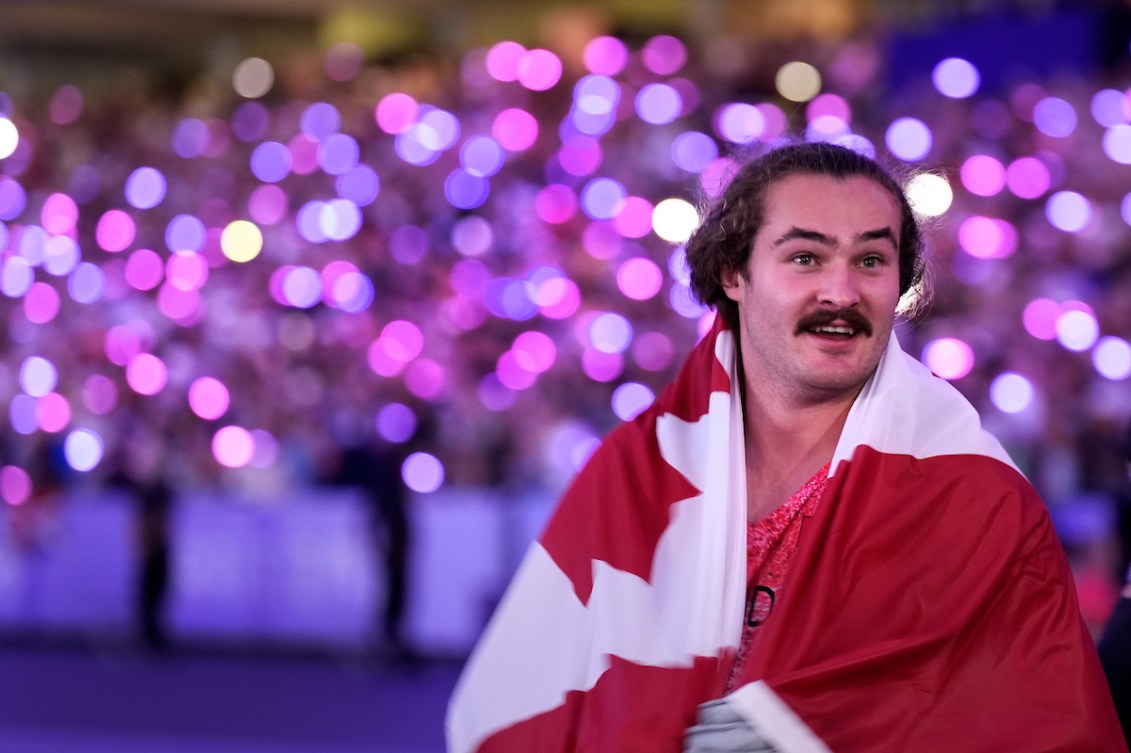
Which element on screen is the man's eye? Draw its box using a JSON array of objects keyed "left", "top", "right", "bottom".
[{"left": 792, "top": 254, "right": 815, "bottom": 265}]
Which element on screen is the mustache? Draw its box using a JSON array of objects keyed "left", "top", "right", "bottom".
[{"left": 795, "top": 308, "right": 873, "bottom": 337}]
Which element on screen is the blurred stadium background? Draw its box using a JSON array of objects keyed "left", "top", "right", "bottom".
[{"left": 1, "top": 0, "right": 1131, "bottom": 751}]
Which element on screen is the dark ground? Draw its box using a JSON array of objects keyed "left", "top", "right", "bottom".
[{"left": 0, "top": 638, "right": 462, "bottom": 753}]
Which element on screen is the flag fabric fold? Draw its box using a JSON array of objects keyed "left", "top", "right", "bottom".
[{"left": 446, "top": 317, "right": 1125, "bottom": 753}]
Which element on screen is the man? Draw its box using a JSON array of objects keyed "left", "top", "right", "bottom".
[{"left": 447, "top": 142, "right": 1125, "bottom": 752}]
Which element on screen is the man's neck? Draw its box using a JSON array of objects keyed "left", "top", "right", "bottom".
[{"left": 740, "top": 385, "right": 858, "bottom": 522}]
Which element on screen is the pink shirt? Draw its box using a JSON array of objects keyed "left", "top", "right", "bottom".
[{"left": 725, "top": 463, "right": 829, "bottom": 692}]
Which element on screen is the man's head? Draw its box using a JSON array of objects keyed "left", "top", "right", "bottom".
[{"left": 686, "top": 142, "right": 925, "bottom": 332}]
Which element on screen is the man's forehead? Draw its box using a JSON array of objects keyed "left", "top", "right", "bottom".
[
  {"left": 760, "top": 174, "right": 901, "bottom": 222},
  {"left": 746, "top": 175, "right": 902, "bottom": 252}
]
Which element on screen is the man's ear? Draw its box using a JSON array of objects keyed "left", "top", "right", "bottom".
[{"left": 721, "top": 266, "right": 743, "bottom": 302}]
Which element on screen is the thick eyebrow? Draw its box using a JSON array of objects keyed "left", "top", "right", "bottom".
[
  {"left": 857, "top": 227, "right": 899, "bottom": 249},
  {"left": 772, "top": 227, "right": 834, "bottom": 247},
  {"left": 772, "top": 225, "right": 899, "bottom": 249}
]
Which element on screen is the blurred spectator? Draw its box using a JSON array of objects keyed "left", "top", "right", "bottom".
[
  {"left": 107, "top": 425, "right": 174, "bottom": 651},
  {"left": 1099, "top": 420, "right": 1131, "bottom": 744},
  {"left": 326, "top": 428, "right": 416, "bottom": 663}
]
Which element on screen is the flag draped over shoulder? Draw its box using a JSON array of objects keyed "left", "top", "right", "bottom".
[{"left": 446, "top": 317, "right": 1126, "bottom": 753}]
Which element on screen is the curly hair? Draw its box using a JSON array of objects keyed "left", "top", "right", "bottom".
[{"left": 685, "top": 141, "right": 927, "bottom": 331}]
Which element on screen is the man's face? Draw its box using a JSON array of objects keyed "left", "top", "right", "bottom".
[{"left": 722, "top": 173, "right": 903, "bottom": 405}]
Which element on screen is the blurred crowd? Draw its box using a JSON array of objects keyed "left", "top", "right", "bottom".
[{"left": 1, "top": 6, "right": 1130, "bottom": 626}]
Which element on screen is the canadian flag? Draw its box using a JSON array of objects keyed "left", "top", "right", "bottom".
[{"left": 447, "top": 317, "right": 1125, "bottom": 753}]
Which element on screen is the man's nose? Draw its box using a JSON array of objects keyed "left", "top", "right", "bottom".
[{"left": 817, "top": 264, "right": 862, "bottom": 308}]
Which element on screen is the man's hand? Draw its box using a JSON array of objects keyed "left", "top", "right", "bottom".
[{"left": 683, "top": 698, "right": 781, "bottom": 752}]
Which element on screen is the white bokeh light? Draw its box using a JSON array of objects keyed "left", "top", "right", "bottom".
[{"left": 990, "top": 372, "right": 1035, "bottom": 414}]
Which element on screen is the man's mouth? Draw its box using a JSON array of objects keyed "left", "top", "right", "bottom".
[
  {"left": 796, "top": 309, "right": 873, "bottom": 339},
  {"left": 809, "top": 324, "right": 859, "bottom": 338}
]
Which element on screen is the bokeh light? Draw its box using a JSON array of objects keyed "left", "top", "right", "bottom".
[
  {"left": 611, "top": 382, "right": 655, "bottom": 421},
  {"left": 583, "top": 36, "right": 628, "bottom": 76},
  {"left": 189, "top": 376, "right": 231, "bottom": 420},
  {"left": 64, "top": 428, "right": 104, "bottom": 472},
  {"left": 518, "top": 49, "right": 562, "bottom": 91},
  {"left": 905, "top": 173, "right": 953, "bottom": 217},
  {"left": 20, "top": 356, "right": 58, "bottom": 397},
  {"left": 213, "top": 425, "right": 255, "bottom": 468},
  {"left": 376, "top": 403, "right": 418, "bottom": 443},
  {"left": 922, "top": 337, "right": 975, "bottom": 380},
  {"left": 376, "top": 93, "right": 418, "bottom": 135},
  {"left": 126, "top": 353, "right": 169, "bottom": 396},
  {"left": 96, "top": 210, "right": 136, "bottom": 253},
  {"left": 990, "top": 372, "right": 1036, "bottom": 414},
  {"left": 931, "top": 58, "right": 980, "bottom": 98},
  {"left": 636, "top": 84, "right": 682, "bottom": 125},
  {"left": 1045, "top": 191, "right": 1093, "bottom": 233},
  {"left": 1033, "top": 97, "right": 1078, "bottom": 137},
  {"left": 1093, "top": 337, "right": 1131, "bottom": 380},
  {"left": 775, "top": 61, "right": 821, "bottom": 102},
  {"left": 221, "top": 220, "right": 263, "bottom": 262},
  {"left": 886, "top": 118, "right": 933, "bottom": 161},
  {"left": 653, "top": 198, "right": 699, "bottom": 242},
  {"left": 403, "top": 452, "right": 444, "bottom": 493},
  {"left": 493, "top": 108, "right": 538, "bottom": 151},
  {"left": 233, "top": 57, "right": 274, "bottom": 98},
  {"left": 958, "top": 216, "right": 1018, "bottom": 259},
  {"left": 125, "top": 167, "right": 167, "bottom": 209},
  {"left": 642, "top": 35, "right": 687, "bottom": 75},
  {"left": 1005, "top": 157, "right": 1050, "bottom": 199},
  {"left": 715, "top": 103, "right": 765, "bottom": 144},
  {"left": 960, "top": 155, "right": 1006, "bottom": 197},
  {"left": 1055, "top": 307, "right": 1100, "bottom": 352},
  {"left": 0, "top": 465, "right": 32, "bottom": 506},
  {"left": 0, "top": 118, "right": 19, "bottom": 159}
]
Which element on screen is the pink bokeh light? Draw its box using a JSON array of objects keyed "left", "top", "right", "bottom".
[
  {"left": 581, "top": 348, "right": 624, "bottom": 382},
  {"left": 535, "top": 184, "right": 578, "bottom": 224},
  {"left": 104, "top": 325, "right": 143, "bottom": 366},
  {"left": 212, "top": 425, "right": 254, "bottom": 468},
  {"left": 496, "top": 351, "right": 538, "bottom": 390},
  {"left": 922, "top": 337, "right": 975, "bottom": 379},
  {"left": 24, "top": 282, "right": 60, "bottom": 324},
  {"left": 157, "top": 283, "right": 201, "bottom": 322},
  {"left": 1005, "top": 156, "right": 1050, "bottom": 199},
  {"left": 96, "top": 209, "right": 136, "bottom": 253},
  {"left": 166, "top": 250, "right": 208, "bottom": 291},
  {"left": 486, "top": 41, "right": 526, "bottom": 82},
  {"left": 125, "top": 249, "right": 165, "bottom": 291},
  {"left": 1022, "top": 298, "right": 1061, "bottom": 340},
  {"left": 0, "top": 465, "right": 32, "bottom": 506},
  {"left": 616, "top": 257, "right": 664, "bottom": 301},
  {"left": 189, "top": 376, "right": 231, "bottom": 420},
  {"left": 512, "top": 330, "right": 557, "bottom": 373},
  {"left": 960, "top": 154, "right": 1006, "bottom": 197},
  {"left": 583, "top": 36, "right": 628, "bottom": 76},
  {"left": 82, "top": 374, "right": 118, "bottom": 416},
  {"left": 41, "top": 192, "right": 78, "bottom": 235},
  {"left": 126, "top": 353, "right": 169, "bottom": 396},
  {"left": 375, "top": 93, "right": 419, "bottom": 135},
  {"left": 404, "top": 359, "right": 446, "bottom": 400},
  {"left": 37, "top": 392, "right": 72, "bottom": 433},
  {"left": 535, "top": 277, "right": 580, "bottom": 320},
  {"left": 612, "top": 196, "right": 655, "bottom": 239},
  {"left": 518, "top": 49, "right": 562, "bottom": 91},
  {"left": 958, "top": 216, "right": 1018, "bottom": 259},
  {"left": 492, "top": 108, "right": 538, "bottom": 151},
  {"left": 381, "top": 320, "right": 424, "bottom": 362},
  {"left": 631, "top": 331, "right": 675, "bottom": 372}
]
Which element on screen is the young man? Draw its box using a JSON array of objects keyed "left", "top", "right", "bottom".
[{"left": 447, "top": 142, "right": 1125, "bottom": 752}]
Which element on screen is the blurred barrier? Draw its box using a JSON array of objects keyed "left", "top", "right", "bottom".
[{"left": 0, "top": 487, "right": 555, "bottom": 656}]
